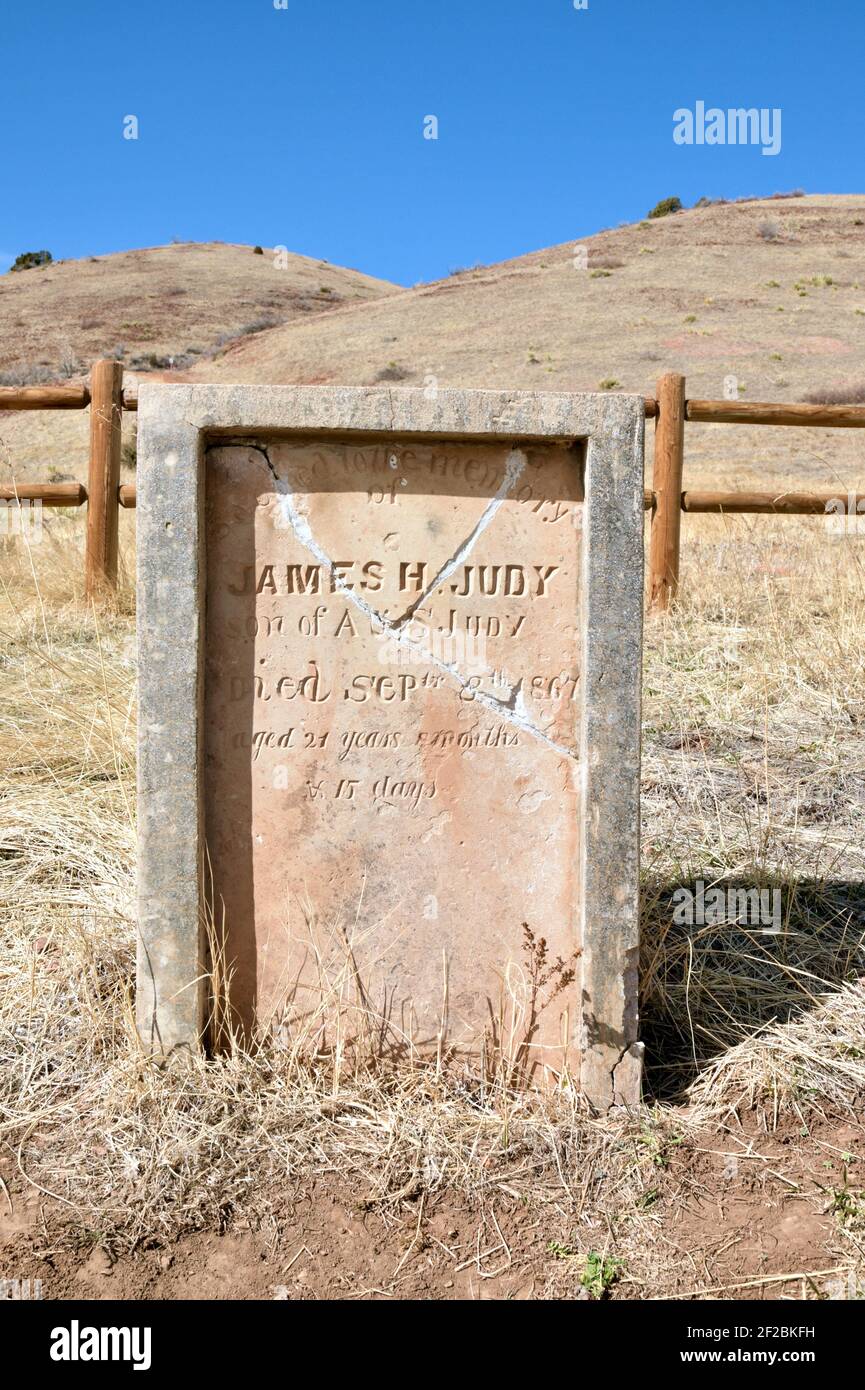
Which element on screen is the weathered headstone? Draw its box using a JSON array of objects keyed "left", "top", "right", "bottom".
[{"left": 136, "top": 386, "right": 644, "bottom": 1108}]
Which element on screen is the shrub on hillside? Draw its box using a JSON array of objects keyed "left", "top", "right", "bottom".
[
  {"left": 9, "top": 249, "right": 52, "bottom": 272},
  {"left": 804, "top": 384, "right": 865, "bottom": 406},
  {"left": 0, "top": 365, "right": 57, "bottom": 386},
  {"left": 375, "top": 362, "right": 411, "bottom": 382},
  {"left": 647, "top": 197, "right": 682, "bottom": 220}
]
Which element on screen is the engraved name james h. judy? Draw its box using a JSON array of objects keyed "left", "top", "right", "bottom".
[{"left": 227, "top": 560, "right": 562, "bottom": 598}]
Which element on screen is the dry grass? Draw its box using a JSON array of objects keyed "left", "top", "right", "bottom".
[
  {"left": 641, "top": 516, "right": 865, "bottom": 1106},
  {"left": 1, "top": 500, "right": 864, "bottom": 1295}
]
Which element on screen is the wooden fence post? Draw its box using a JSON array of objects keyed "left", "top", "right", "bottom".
[
  {"left": 648, "top": 372, "right": 686, "bottom": 612},
  {"left": 86, "top": 359, "right": 123, "bottom": 599}
]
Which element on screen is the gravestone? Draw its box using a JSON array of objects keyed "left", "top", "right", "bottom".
[{"left": 136, "top": 386, "right": 644, "bottom": 1108}]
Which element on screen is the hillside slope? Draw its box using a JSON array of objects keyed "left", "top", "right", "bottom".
[
  {"left": 190, "top": 194, "right": 865, "bottom": 490},
  {"left": 3, "top": 198, "right": 865, "bottom": 491},
  {"left": 0, "top": 241, "right": 398, "bottom": 382},
  {"left": 198, "top": 196, "right": 865, "bottom": 399},
  {"left": 0, "top": 242, "right": 399, "bottom": 479}
]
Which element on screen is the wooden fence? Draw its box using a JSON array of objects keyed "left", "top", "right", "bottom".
[
  {"left": 2, "top": 362, "right": 865, "bottom": 608},
  {"left": 0, "top": 360, "right": 139, "bottom": 598},
  {"left": 647, "top": 372, "right": 865, "bottom": 610}
]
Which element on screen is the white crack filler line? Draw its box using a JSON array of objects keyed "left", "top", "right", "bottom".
[
  {"left": 251, "top": 444, "right": 576, "bottom": 761},
  {"left": 391, "top": 447, "right": 526, "bottom": 625}
]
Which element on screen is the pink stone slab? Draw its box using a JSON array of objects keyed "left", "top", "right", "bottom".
[{"left": 204, "top": 438, "right": 584, "bottom": 1071}]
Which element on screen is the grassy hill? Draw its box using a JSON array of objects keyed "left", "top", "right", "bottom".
[
  {"left": 197, "top": 195, "right": 865, "bottom": 405},
  {"left": 189, "top": 193, "right": 865, "bottom": 492},
  {"left": 0, "top": 241, "right": 398, "bottom": 479},
  {"left": 3, "top": 197, "right": 865, "bottom": 492},
  {"left": 0, "top": 240, "right": 398, "bottom": 383}
]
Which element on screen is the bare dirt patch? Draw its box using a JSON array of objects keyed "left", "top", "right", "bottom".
[{"left": 2, "top": 1108, "right": 860, "bottom": 1301}]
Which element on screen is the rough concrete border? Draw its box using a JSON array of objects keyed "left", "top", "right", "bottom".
[
  {"left": 135, "top": 385, "right": 644, "bottom": 1107},
  {"left": 580, "top": 402, "right": 645, "bottom": 1109}
]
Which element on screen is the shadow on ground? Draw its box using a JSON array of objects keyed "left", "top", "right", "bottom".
[{"left": 639, "top": 875, "right": 865, "bottom": 1102}]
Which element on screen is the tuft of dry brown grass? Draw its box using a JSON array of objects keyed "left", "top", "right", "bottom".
[
  {"left": 641, "top": 511, "right": 865, "bottom": 1106},
  {"left": 1, "top": 500, "right": 864, "bottom": 1296}
]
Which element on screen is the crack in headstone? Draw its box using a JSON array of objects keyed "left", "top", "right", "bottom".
[
  {"left": 245, "top": 443, "right": 576, "bottom": 760},
  {"left": 388, "top": 447, "right": 527, "bottom": 626}
]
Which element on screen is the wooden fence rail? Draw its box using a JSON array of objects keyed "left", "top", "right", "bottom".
[
  {"left": 0, "top": 482, "right": 87, "bottom": 506},
  {"left": 0, "top": 385, "right": 91, "bottom": 410},
  {"left": 684, "top": 399, "right": 865, "bottom": 428},
  {"left": 646, "top": 372, "right": 865, "bottom": 610},
  {"left": 681, "top": 490, "right": 865, "bottom": 514},
  {"left": 3, "top": 362, "right": 865, "bottom": 604}
]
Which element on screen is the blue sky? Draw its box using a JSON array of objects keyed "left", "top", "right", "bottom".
[{"left": 2, "top": 0, "right": 863, "bottom": 284}]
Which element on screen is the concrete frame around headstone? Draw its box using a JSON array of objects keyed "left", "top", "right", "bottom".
[{"left": 135, "top": 385, "right": 645, "bottom": 1110}]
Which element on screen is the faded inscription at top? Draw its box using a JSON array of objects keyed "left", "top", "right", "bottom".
[{"left": 204, "top": 435, "right": 586, "bottom": 1065}]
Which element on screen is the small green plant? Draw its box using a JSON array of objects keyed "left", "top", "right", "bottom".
[
  {"left": 578, "top": 1251, "right": 623, "bottom": 1299},
  {"left": 648, "top": 197, "right": 682, "bottom": 220},
  {"left": 636, "top": 1188, "right": 660, "bottom": 1210},
  {"left": 824, "top": 1170, "right": 865, "bottom": 1228},
  {"left": 547, "top": 1240, "right": 579, "bottom": 1259},
  {"left": 765, "top": 279, "right": 781, "bottom": 288},
  {"left": 831, "top": 1189, "right": 864, "bottom": 1225},
  {"left": 10, "top": 249, "right": 52, "bottom": 272},
  {"left": 637, "top": 1127, "right": 683, "bottom": 1169},
  {"left": 590, "top": 268, "right": 612, "bottom": 278},
  {"left": 770, "top": 352, "right": 782, "bottom": 361},
  {"left": 684, "top": 314, "right": 697, "bottom": 324},
  {"left": 598, "top": 378, "right": 621, "bottom": 391}
]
